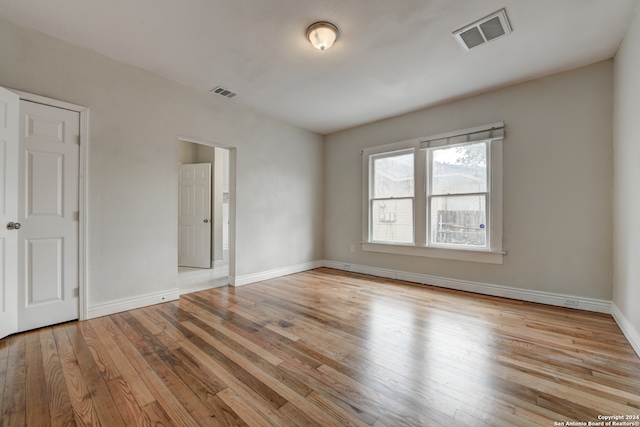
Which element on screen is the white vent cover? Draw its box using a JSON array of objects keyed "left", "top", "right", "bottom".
[
  {"left": 453, "top": 9, "right": 512, "bottom": 51},
  {"left": 210, "top": 86, "right": 237, "bottom": 99}
]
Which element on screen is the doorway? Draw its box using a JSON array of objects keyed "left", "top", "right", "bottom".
[{"left": 177, "top": 139, "right": 233, "bottom": 292}]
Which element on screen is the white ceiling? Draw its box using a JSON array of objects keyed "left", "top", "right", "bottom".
[{"left": 1, "top": 0, "right": 638, "bottom": 134}]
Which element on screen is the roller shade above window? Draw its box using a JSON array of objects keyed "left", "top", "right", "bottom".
[{"left": 420, "top": 122, "right": 504, "bottom": 149}]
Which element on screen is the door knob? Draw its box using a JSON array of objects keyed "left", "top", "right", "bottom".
[
  {"left": 7, "top": 222, "right": 21, "bottom": 230},
  {"left": 204, "top": 219, "right": 209, "bottom": 223}
]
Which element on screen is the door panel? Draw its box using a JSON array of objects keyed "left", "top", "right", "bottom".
[
  {"left": 178, "top": 163, "right": 211, "bottom": 268},
  {"left": 25, "top": 113, "right": 66, "bottom": 143},
  {"left": 18, "top": 100, "right": 79, "bottom": 332},
  {"left": 26, "top": 237, "right": 63, "bottom": 304},
  {"left": 0, "top": 88, "right": 19, "bottom": 339},
  {"left": 27, "top": 150, "right": 64, "bottom": 217}
]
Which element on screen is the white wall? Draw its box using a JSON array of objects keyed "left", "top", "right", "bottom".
[
  {"left": 0, "top": 15, "right": 624, "bottom": 325},
  {"left": 325, "top": 61, "right": 613, "bottom": 300},
  {"left": 613, "top": 6, "right": 640, "bottom": 349},
  {"left": 0, "top": 18, "right": 324, "bottom": 307}
]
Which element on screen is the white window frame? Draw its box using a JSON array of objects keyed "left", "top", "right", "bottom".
[
  {"left": 362, "top": 122, "right": 504, "bottom": 264},
  {"left": 368, "top": 147, "right": 417, "bottom": 245},
  {"left": 427, "top": 140, "right": 491, "bottom": 250}
]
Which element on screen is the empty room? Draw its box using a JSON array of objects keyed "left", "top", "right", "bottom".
[{"left": 1, "top": 1, "right": 640, "bottom": 426}]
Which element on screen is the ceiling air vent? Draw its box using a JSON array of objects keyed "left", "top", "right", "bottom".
[
  {"left": 210, "top": 86, "right": 237, "bottom": 99},
  {"left": 453, "top": 9, "right": 512, "bottom": 52}
]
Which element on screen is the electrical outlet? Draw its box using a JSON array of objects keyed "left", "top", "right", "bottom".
[
  {"left": 564, "top": 299, "right": 578, "bottom": 307},
  {"left": 350, "top": 245, "right": 355, "bottom": 253}
]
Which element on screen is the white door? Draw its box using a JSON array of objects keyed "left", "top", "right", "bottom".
[
  {"left": 178, "top": 163, "right": 211, "bottom": 268},
  {"left": 17, "top": 100, "right": 80, "bottom": 332},
  {"left": 0, "top": 88, "right": 19, "bottom": 340}
]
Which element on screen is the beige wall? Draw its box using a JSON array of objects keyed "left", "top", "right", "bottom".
[
  {"left": 613, "top": 7, "right": 640, "bottom": 339},
  {"left": 178, "top": 140, "right": 198, "bottom": 164},
  {"left": 325, "top": 61, "right": 613, "bottom": 300},
  {"left": 0, "top": 15, "right": 625, "bottom": 320},
  {"left": 0, "top": 18, "right": 324, "bottom": 306}
]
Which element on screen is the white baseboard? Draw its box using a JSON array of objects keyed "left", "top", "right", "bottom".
[
  {"left": 84, "top": 259, "right": 637, "bottom": 358},
  {"left": 87, "top": 288, "right": 181, "bottom": 319},
  {"left": 232, "top": 260, "right": 325, "bottom": 287},
  {"left": 323, "top": 260, "right": 611, "bottom": 314},
  {"left": 611, "top": 303, "right": 640, "bottom": 358}
]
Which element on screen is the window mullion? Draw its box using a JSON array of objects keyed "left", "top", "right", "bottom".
[
  {"left": 415, "top": 148, "right": 427, "bottom": 246},
  {"left": 430, "top": 191, "right": 488, "bottom": 198},
  {"left": 370, "top": 197, "right": 414, "bottom": 202}
]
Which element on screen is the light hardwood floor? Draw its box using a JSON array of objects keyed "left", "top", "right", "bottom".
[{"left": 1, "top": 267, "right": 639, "bottom": 426}]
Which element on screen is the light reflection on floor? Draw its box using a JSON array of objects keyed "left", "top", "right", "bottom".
[{"left": 365, "top": 296, "right": 492, "bottom": 409}]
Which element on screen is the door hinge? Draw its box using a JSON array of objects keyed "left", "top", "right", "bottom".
[
  {"left": 76, "top": 135, "right": 81, "bottom": 145},
  {"left": 73, "top": 288, "right": 79, "bottom": 298},
  {"left": 73, "top": 211, "right": 79, "bottom": 221}
]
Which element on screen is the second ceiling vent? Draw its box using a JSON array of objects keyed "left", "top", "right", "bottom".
[
  {"left": 210, "top": 86, "right": 237, "bottom": 99},
  {"left": 453, "top": 9, "right": 512, "bottom": 51}
]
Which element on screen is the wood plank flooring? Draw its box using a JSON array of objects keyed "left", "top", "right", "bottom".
[{"left": 1, "top": 267, "right": 639, "bottom": 426}]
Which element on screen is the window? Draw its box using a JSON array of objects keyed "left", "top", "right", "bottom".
[
  {"left": 370, "top": 150, "right": 415, "bottom": 244},
  {"left": 429, "top": 141, "right": 488, "bottom": 249},
  {"left": 362, "top": 123, "right": 504, "bottom": 264}
]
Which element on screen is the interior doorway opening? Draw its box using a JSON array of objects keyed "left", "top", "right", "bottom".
[{"left": 177, "top": 138, "right": 233, "bottom": 291}]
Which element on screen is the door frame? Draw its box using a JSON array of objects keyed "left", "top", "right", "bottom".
[
  {"left": 12, "top": 89, "right": 89, "bottom": 321},
  {"left": 177, "top": 136, "right": 236, "bottom": 284}
]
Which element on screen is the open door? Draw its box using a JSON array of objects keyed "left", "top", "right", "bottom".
[
  {"left": 178, "top": 163, "right": 211, "bottom": 268},
  {"left": 0, "top": 87, "right": 19, "bottom": 339},
  {"left": 17, "top": 100, "right": 80, "bottom": 332}
]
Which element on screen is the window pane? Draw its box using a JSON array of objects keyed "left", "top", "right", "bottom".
[
  {"left": 371, "top": 199, "right": 413, "bottom": 243},
  {"left": 430, "top": 195, "right": 486, "bottom": 247},
  {"left": 373, "top": 153, "right": 414, "bottom": 198},
  {"left": 432, "top": 142, "right": 487, "bottom": 195}
]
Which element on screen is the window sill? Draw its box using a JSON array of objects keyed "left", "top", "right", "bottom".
[{"left": 361, "top": 242, "right": 504, "bottom": 264}]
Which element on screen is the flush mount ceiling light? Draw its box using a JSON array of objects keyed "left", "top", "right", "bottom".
[{"left": 306, "top": 21, "right": 339, "bottom": 51}]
